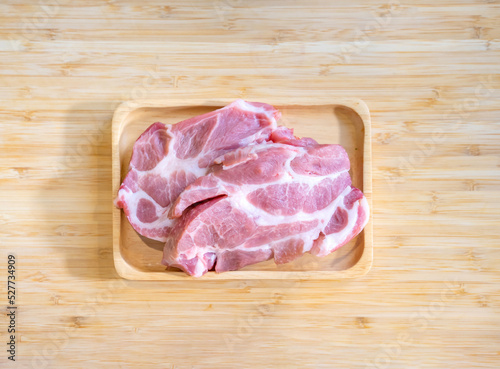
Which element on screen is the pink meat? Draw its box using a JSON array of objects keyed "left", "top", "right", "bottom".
[
  {"left": 115, "top": 100, "right": 281, "bottom": 241},
  {"left": 162, "top": 140, "right": 369, "bottom": 277}
]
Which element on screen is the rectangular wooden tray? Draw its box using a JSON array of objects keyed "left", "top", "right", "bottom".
[{"left": 112, "top": 98, "right": 372, "bottom": 280}]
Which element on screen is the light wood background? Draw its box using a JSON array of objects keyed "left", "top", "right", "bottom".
[{"left": 0, "top": 1, "right": 499, "bottom": 368}]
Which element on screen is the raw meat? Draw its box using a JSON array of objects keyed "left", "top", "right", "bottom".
[
  {"left": 115, "top": 100, "right": 281, "bottom": 241},
  {"left": 162, "top": 133, "right": 369, "bottom": 277}
]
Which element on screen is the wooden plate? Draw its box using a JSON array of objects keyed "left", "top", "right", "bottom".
[{"left": 112, "top": 98, "right": 373, "bottom": 280}]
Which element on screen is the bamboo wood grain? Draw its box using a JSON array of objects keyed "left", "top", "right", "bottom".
[{"left": 0, "top": 1, "right": 499, "bottom": 368}]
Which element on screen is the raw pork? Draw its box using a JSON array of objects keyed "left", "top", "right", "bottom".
[
  {"left": 162, "top": 132, "right": 369, "bottom": 277},
  {"left": 115, "top": 100, "right": 281, "bottom": 241}
]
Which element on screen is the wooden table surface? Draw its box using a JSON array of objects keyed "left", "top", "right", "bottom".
[{"left": 1, "top": 1, "right": 499, "bottom": 368}]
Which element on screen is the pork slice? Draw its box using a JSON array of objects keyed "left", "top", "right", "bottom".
[
  {"left": 115, "top": 100, "right": 281, "bottom": 241},
  {"left": 162, "top": 140, "right": 369, "bottom": 276}
]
